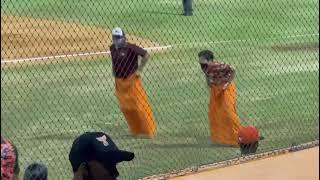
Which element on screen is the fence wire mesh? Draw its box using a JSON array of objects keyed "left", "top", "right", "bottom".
[{"left": 1, "top": 0, "right": 319, "bottom": 179}]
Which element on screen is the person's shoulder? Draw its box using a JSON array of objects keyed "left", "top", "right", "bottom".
[
  {"left": 207, "top": 61, "right": 222, "bottom": 71},
  {"left": 209, "top": 61, "right": 232, "bottom": 69},
  {"left": 210, "top": 60, "right": 225, "bottom": 65},
  {"left": 127, "top": 43, "right": 143, "bottom": 49},
  {"left": 127, "top": 42, "right": 139, "bottom": 48},
  {"left": 127, "top": 43, "right": 147, "bottom": 55}
]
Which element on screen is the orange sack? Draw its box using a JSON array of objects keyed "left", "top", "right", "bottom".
[
  {"left": 115, "top": 74, "right": 156, "bottom": 138},
  {"left": 208, "top": 82, "right": 241, "bottom": 145}
]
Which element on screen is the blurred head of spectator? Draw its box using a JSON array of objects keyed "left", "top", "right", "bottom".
[
  {"left": 1, "top": 136, "right": 20, "bottom": 180},
  {"left": 238, "top": 126, "right": 260, "bottom": 155},
  {"left": 23, "top": 163, "right": 48, "bottom": 180},
  {"left": 69, "top": 132, "right": 134, "bottom": 180}
]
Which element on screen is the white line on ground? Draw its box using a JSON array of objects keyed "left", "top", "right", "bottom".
[
  {"left": 1, "top": 45, "right": 173, "bottom": 64},
  {"left": 1, "top": 51, "right": 110, "bottom": 64},
  {"left": 1, "top": 33, "right": 318, "bottom": 64}
]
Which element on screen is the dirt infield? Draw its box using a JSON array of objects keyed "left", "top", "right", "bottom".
[
  {"left": 171, "top": 146, "right": 319, "bottom": 180},
  {"left": 1, "top": 15, "right": 159, "bottom": 61}
]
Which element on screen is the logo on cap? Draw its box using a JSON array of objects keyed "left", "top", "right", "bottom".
[{"left": 96, "top": 135, "right": 109, "bottom": 146}]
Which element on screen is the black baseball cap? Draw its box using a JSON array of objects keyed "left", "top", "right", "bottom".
[
  {"left": 198, "top": 50, "right": 215, "bottom": 63},
  {"left": 69, "top": 132, "right": 134, "bottom": 172}
]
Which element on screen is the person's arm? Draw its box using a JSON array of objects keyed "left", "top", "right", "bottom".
[
  {"left": 229, "top": 65, "right": 235, "bottom": 81},
  {"left": 12, "top": 145, "right": 19, "bottom": 180},
  {"left": 138, "top": 52, "right": 150, "bottom": 72},
  {"left": 131, "top": 44, "right": 149, "bottom": 73},
  {"left": 206, "top": 76, "right": 211, "bottom": 87},
  {"left": 221, "top": 65, "right": 235, "bottom": 90},
  {"left": 112, "top": 67, "right": 116, "bottom": 77},
  {"left": 205, "top": 69, "right": 220, "bottom": 88}
]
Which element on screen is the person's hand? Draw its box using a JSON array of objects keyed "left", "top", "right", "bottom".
[
  {"left": 135, "top": 70, "right": 141, "bottom": 77},
  {"left": 222, "top": 82, "right": 229, "bottom": 90},
  {"left": 207, "top": 78, "right": 213, "bottom": 88}
]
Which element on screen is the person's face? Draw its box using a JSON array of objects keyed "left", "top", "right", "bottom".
[
  {"left": 199, "top": 56, "right": 210, "bottom": 72},
  {"left": 199, "top": 63, "right": 208, "bottom": 73},
  {"left": 112, "top": 35, "right": 126, "bottom": 49},
  {"left": 74, "top": 161, "right": 118, "bottom": 180}
]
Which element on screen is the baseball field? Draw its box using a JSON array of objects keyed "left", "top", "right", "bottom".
[{"left": 1, "top": 0, "right": 319, "bottom": 179}]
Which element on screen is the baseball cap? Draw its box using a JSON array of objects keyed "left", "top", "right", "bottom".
[
  {"left": 69, "top": 132, "right": 134, "bottom": 172},
  {"left": 112, "top": 27, "right": 124, "bottom": 37},
  {"left": 238, "top": 126, "right": 259, "bottom": 144},
  {"left": 198, "top": 50, "right": 214, "bottom": 64}
]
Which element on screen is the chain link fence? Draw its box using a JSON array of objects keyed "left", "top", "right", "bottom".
[{"left": 1, "top": 0, "right": 319, "bottom": 179}]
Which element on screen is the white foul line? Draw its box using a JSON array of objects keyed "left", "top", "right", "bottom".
[
  {"left": 1, "top": 33, "right": 318, "bottom": 64},
  {"left": 1, "top": 51, "right": 110, "bottom": 64},
  {"left": 1, "top": 45, "right": 173, "bottom": 64}
]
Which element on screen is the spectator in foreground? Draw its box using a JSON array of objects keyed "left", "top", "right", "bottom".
[
  {"left": 69, "top": 132, "right": 134, "bottom": 180},
  {"left": 1, "top": 136, "right": 20, "bottom": 180},
  {"left": 23, "top": 163, "right": 48, "bottom": 180},
  {"left": 238, "top": 126, "right": 260, "bottom": 155}
]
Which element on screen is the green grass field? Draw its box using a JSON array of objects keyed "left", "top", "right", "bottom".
[{"left": 1, "top": 0, "right": 319, "bottom": 179}]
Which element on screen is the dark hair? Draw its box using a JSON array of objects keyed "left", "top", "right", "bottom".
[
  {"left": 239, "top": 142, "right": 259, "bottom": 155},
  {"left": 198, "top": 50, "right": 215, "bottom": 60},
  {"left": 23, "top": 163, "right": 48, "bottom": 180}
]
